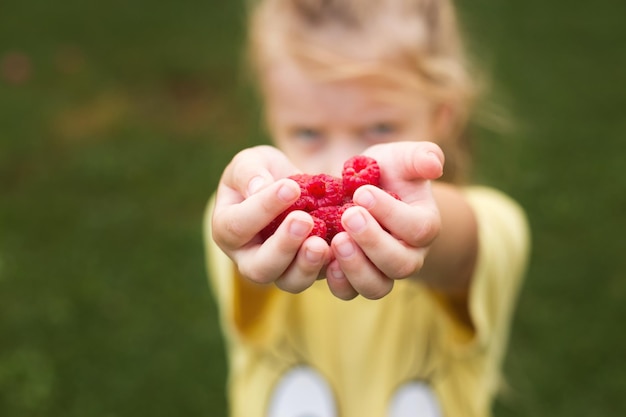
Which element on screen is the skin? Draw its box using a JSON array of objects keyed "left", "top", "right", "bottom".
[{"left": 212, "top": 60, "right": 478, "bottom": 311}]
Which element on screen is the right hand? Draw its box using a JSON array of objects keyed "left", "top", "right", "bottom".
[{"left": 211, "top": 145, "right": 332, "bottom": 293}]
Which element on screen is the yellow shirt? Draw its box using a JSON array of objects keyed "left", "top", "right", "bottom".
[{"left": 204, "top": 186, "right": 530, "bottom": 417}]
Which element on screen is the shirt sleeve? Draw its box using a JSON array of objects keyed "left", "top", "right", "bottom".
[
  {"left": 468, "top": 186, "right": 530, "bottom": 350},
  {"left": 439, "top": 186, "right": 531, "bottom": 353},
  {"left": 430, "top": 186, "right": 530, "bottom": 415}
]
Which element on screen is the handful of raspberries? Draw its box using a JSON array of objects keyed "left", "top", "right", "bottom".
[{"left": 260, "top": 155, "right": 398, "bottom": 244}]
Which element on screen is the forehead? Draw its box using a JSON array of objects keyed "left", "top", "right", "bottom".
[{"left": 263, "top": 60, "right": 426, "bottom": 123}]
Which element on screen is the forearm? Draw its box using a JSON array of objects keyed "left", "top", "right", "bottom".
[{"left": 417, "top": 182, "right": 478, "bottom": 299}]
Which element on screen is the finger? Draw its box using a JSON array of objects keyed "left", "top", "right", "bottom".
[
  {"left": 364, "top": 141, "right": 444, "bottom": 183},
  {"left": 212, "top": 178, "right": 301, "bottom": 249},
  {"left": 325, "top": 260, "right": 359, "bottom": 300},
  {"left": 222, "top": 145, "right": 300, "bottom": 199},
  {"left": 236, "top": 211, "right": 314, "bottom": 284},
  {"left": 331, "top": 232, "right": 394, "bottom": 299},
  {"left": 353, "top": 185, "right": 440, "bottom": 246},
  {"left": 341, "top": 205, "right": 429, "bottom": 279},
  {"left": 275, "top": 236, "right": 331, "bottom": 293}
]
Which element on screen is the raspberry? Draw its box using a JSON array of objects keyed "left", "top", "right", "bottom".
[
  {"left": 289, "top": 173, "right": 344, "bottom": 211},
  {"left": 260, "top": 155, "right": 399, "bottom": 244},
  {"left": 342, "top": 155, "right": 380, "bottom": 198},
  {"left": 260, "top": 173, "right": 342, "bottom": 241},
  {"left": 310, "top": 215, "right": 328, "bottom": 241},
  {"left": 310, "top": 202, "right": 355, "bottom": 244},
  {"left": 306, "top": 173, "right": 344, "bottom": 208}
]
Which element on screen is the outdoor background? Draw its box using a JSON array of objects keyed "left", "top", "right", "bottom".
[{"left": 1, "top": 0, "right": 624, "bottom": 416}]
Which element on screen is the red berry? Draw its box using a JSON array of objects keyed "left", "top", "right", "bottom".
[
  {"left": 310, "top": 215, "right": 328, "bottom": 241},
  {"left": 260, "top": 155, "right": 398, "bottom": 243},
  {"left": 260, "top": 173, "right": 342, "bottom": 240},
  {"left": 310, "top": 202, "right": 355, "bottom": 244},
  {"left": 288, "top": 173, "right": 343, "bottom": 211},
  {"left": 342, "top": 155, "right": 380, "bottom": 198}
]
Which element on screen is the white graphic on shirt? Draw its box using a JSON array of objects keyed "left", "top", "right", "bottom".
[
  {"left": 267, "top": 366, "right": 441, "bottom": 417},
  {"left": 388, "top": 381, "right": 442, "bottom": 417},
  {"left": 267, "top": 366, "right": 337, "bottom": 417}
]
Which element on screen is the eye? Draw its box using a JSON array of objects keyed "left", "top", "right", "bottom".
[
  {"left": 292, "top": 127, "right": 323, "bottom": 143},
  {"left": 362, "top": 122, "right": 398, "bottom": 143},
  {"left": 289, "top": 127, "right": 325, "bottom": 152}
]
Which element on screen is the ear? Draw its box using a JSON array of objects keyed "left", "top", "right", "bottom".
[{"left": 432, "top": 103, "right": 455, "bottom": 141}]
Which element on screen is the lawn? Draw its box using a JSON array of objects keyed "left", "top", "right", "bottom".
[{"left": 1, "top": 0, "right": 625, "bottom": 416}]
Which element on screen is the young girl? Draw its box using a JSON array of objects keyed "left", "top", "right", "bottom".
[{"left": 205, "top": 0, "right": 530, "bottom": 416}]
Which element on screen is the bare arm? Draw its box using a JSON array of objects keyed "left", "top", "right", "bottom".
[
  {"left": 417, "top": 182, "right": 478, "bottom": 329},
  {"left": 419, "top": 181, "right": 478, "bottom": 299}
]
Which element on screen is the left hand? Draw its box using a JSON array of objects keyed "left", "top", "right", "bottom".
[{"left": 325, "top": 141, "right": 445, "bottom": 300}]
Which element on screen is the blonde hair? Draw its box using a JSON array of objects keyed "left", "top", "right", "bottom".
[{"left": 246, "top": 0, "right": 481, "bottom": 183}]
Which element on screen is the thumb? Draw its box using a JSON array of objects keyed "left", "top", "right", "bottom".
[
  {"left": 223, "top": 145, "right": 300, "bottom": 199},
  {"left": 365, "top": 141, "right": 444, "bottom": 183},
  {"left": 404, "top": 141, "right": 445, "bottom": 181}
]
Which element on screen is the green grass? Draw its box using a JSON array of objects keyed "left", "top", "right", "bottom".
[{"left": 1, "top": 0, "right": 625, "bottom": 416}]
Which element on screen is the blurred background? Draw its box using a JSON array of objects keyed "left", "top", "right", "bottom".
[{"left": 1, "top": 0, "right": 624, "bottom": 416}]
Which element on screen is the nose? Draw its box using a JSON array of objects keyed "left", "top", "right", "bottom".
[{"left": 325, "top": 140, "right": 365, "bottom": 177}]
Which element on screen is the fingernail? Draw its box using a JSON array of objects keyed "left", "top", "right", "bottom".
[
  {"left": 328, "top": 265, "right": 345, "bottom": 281},
  {"left": 427, "top": 151, "right": 440, "bottom": 160},
  {"left": 336, "top": 240, "right": 355, "bottom": 258},
  {"left": 428, "top": 152, "right": 443, "bottom": 175},
  {"left": 344, "top": 210, "right": 366, "bottom": 233},
  {"left": 247, "top": 176, "right": 265, "bottom": 196},
  {"left": 278, "top": 182, "right": 298, "bottom": 202},
  {"left": 353, "top": 189, "right": 375, "bottom": 209},
  {"left": 305, "top": 248, "right": 323, "bottom": 263},
  {"left": 289, "top": 219, "right": 310, "bottom": 238}
]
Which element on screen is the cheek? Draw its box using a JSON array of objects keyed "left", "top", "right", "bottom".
[
  {"left": 272, "top": 138, "right": 310, "bottom": 169},
  {"left": 402, "top": 119, "right": 438, "bottom": 144}
]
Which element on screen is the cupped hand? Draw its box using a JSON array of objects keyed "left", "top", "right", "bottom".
[
  {"left": 326, "top": 141, "right": 444, "bottom": 300},
  {"left": 211, "top": 145, "right": 331, "bottom": 293}
]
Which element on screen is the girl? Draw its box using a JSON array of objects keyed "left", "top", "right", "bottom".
[{"left": 205, "top": 0, "right": 530, "bottom": 416}]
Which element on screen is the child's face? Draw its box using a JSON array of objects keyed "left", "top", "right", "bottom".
[{"left": 264, "top": 62, "right": 441, "bottom": 176}]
